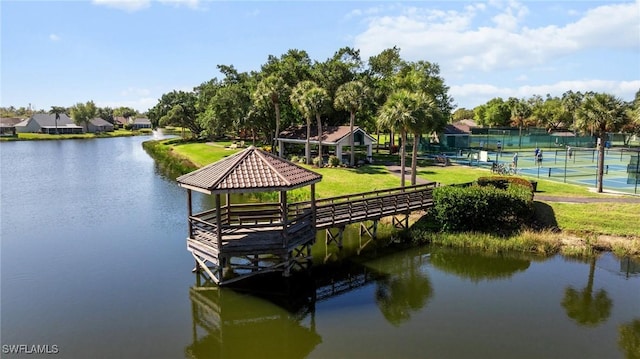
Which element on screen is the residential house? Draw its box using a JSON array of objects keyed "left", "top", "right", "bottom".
[
  {"left": 87, "top": 118, "right": 115, "bottom": 133},
  {"left": 15, "top": 113, "right": 83, "bottom": 134},
  {"left": 114, "top": 117, "right": 152, "bottom": 130},
  {"left": 277, "top": 125, "right": 377, "bottom": 163},
  {"left": 114, "top": 116, "right": 130, "bottom": 128},
  {"left": 132, "top": 118, "right": 152, "bottom": 129},
  {"left": 0, "top": 117, "right": 23, "bottom": 136}
]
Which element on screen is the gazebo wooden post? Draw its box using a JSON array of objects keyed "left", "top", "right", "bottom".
[
  {"left": 187, "top": 189, "right": 193, "bottom": 238},
  {"left": 225, "top": 193, "right": 231, "bottom": 223},
  {"left": 215, "top": 194, "right": 222, "bottom": 248},
  {"left": 310, "top": 183, "right": 316, "bottom": 231},
  {"left": 280, "top": 191, "right": 288, "bottom": 245}
]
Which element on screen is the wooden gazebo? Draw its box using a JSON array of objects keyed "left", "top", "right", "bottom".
[{"left": 176, "top": 146, "right": 322, "bottom": 285}]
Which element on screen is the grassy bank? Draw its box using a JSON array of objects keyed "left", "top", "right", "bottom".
[
  {"left": 141, "top": 138, "right": 198, "bottom": 178},
  {"left": 149, "top": 139, "right": 640, "bottom": 258}
]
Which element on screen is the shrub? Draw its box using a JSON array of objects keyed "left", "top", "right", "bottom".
[
  {"left": 328, "top": 155, "right": 341, "bottom": 167},
  {"left": 432, "top": 183, "right": 534, "bottom": 234},
  {"left": 290, "top": 155, "right": 300, "bottom": 163},
  {"left": 477, "top": 176, "right": 534, "bottom": 198},
  {"left": 298, "top": 157, "right": 307, "bottom": 164},
  {"left": 312, "top": 156, "right": 323, "bottom": 166}
]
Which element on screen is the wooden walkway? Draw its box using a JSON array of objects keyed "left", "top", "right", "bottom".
[{"left": 186, "top": 182, "right": 437, "bottom": 285}]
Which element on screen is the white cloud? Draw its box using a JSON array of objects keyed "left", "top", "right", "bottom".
[
  {"left": 49, "top": 34, "right": 61, "bottom": 42},
  {"left": 353, "top": 1, "right": 639, "bottom": 73},
  {"left": 92, "top": 0, "right": 202, "bottom": 12},
  {"left": 158, "top": 0, "right": 201, "bottom": 10},
  {"left": 92, "top": 0, "right": 150, "bottom": 12}
]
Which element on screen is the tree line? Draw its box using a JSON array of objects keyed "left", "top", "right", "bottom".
[
  {"left": 146, "top": 46, "right": 454, "bottom": 181},
  {"left": 452, "top": 90, "right": 640, "bottom": 138}
]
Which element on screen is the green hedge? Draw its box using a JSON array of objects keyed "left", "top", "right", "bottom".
[{"left": 432, "top": 183, "right": 534, "bottom": 234}]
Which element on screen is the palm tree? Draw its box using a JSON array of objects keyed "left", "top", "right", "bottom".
[
  {"left": 290, "top": 81, "right": 329, "bottom": 167},
  {"left": 334, "top": 80, "right": 369, "bottom": 167},
  {"left": 407, "top": 93, "right": 441, "bottom": 186},
  {"left": 48, "top": 106, "right": 66, "bottom": 135},
  {"left": 510, "top": 98, "right": 532, "bottom": 148},
  {"left": 575, "top": 93, "right": 628, "bottom": 192},
  {"left": 561, "top": 257, "right": 612, "bottom": 327},
  {"left": 253, "top": 75, "right": 288, "bottom": 156},
  {"left": 377, "top": 90, "right": 420, "bottom": 188}
]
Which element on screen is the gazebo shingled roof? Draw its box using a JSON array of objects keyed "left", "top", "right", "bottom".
[{"left": 177, "top": 145, "right": 322, "bottom": 194}]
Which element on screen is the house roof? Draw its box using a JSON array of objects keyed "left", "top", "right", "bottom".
[
  {"left": 277, "top": 125, "right": 376, "bottom": 144},
  {"left": 133, "top": 118, "right": 151, "bottom": 124},
  {"left": 0, "top": 117, "right": 23, "bottom": 127},
  {"left": 114, "top": 116, "right": 129, "bottom": 124},
  {"left": 90, "top": 118, "right": 114, "bottom": 127},
  {"left": 31, "top": 113, "right": 74, "bottom": 126},
  {"left": 454, "top": 119, "right": 476, "bottom": 131},
  {"left": 177, "top": 146, "right": 322, "bottom": 194},
  {"left": 443, "top": 124, "right": 469, "bottom": 135}
]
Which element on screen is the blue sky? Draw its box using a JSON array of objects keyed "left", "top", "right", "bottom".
[{"left": 1, "top": 0, "right": 638, "bottom": 113}]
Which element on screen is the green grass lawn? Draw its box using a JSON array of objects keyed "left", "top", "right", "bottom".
[
  {"left": 171, "top": 142, "right": 241, "bottom": 167},
  {"left": 165, "top": 140, "right": 639, "bottom": 245}
]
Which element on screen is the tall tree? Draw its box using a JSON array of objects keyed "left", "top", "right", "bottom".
[
  {"left": 113, "top": 107, "right": 137, "bottom": 120},
  {"left": 575, "top": 93, "right": 628, "bottom": 192},
  {"left": 393, "top": 61, "right": 451, "bottom": 181},
  {"left": 451, "top": 108, "right": 474, "bottom": 122},
  {"left": 312, "top": 47, "right": 362, "bottom": 125},
  {"left": 408, "top": 93, "right": 440, "bottom": 185},
  {"left": 377, "top": 90, "right": 421, "bottom": 188},
  {"left": 48, "top": 106, "right": 66, "bottom": 135},
  {"left": 290, "top": 81, "right": 320, "bottom": 165},
  {"left": 334, "top": 80, "right": 369, "bottom": 166},
  {"left": 562, "top": 90, "right": 585, "bottom": 131},
  {"left": 260, "top": 49, "right": 313, "bottom": 131},
  {"left": 366, "top": 47, "right": 404, "bottom": 147},
  {"left": 96, "top": 106, "right": 114, "bottom": 124},
  {"left": 510, "top": 98, "right": 532, "bottom": 147},
  {"left": 253, "top": 74, "right": 289, "bottom": 154},
  {"left": 482, "top": 97, "right": 511, "bottom": 127},
  {"left": 69, "top": 101, "right": 97, "bottom": 132},
  {"left": 622, "top": 89, "right": 640, "bottom": 144},
  {"left": 148, "top": 90, "right": 202, "bottom": 138}
]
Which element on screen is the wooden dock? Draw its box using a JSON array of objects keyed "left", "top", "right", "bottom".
[
  {"left": 185, "top": 183, "right": 436, "bottom": 285},
  {"left": 177, "top": 145, "right": 438, "bottom": 285}
]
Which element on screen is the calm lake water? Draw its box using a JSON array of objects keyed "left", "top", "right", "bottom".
[{"left": 1, "top": 135, "right": 638, "bottom": 359}]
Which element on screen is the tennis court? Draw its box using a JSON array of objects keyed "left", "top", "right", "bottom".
[{"left": 495, "top": 147, "right": 640, "bottom": 195}]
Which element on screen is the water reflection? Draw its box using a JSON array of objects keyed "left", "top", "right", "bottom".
[
  {"left": 369, "top": 249, "right": 433, "bottom": 326},
  {"left": 620, "top": 257, "right": 640, "bottom": 279},
  {"left": 429, "top": 247, "right": 531, "bottom": 282},
  {"left": 618, "top": 319, "right": 640, "bottom": 359},
  {"left": 186, "top": 274, "right": 320, "bottom": 359},
  {"left": 562, "top": 257, "right": 612, "bottom": 327},
  {"left": 186, "top": 260, "right": 390, "bottom": 358}
]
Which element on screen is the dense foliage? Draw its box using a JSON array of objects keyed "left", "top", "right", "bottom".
[{"left": 432, "top": 181, "right": 534, "bottom": 234}]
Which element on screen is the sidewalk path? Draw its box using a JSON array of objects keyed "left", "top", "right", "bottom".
[{"left": 533, "top": 194, "right": 640, "bottom": 203}]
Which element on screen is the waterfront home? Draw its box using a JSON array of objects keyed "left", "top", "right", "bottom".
[
  {"left": 132, "top": 118, "right": 152, "bottom": 130},
  {"left": 15, "top": 113, "right": 83, "bottom": 134},
  {"left": 114, "top": 117, "right": 152, "bottom": 130},
  {"left": 88, "top": 118, "right": 115, "bottom": 133},
  {"left": 0, "top": 117, "right": 22, "bottom": 136}
]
